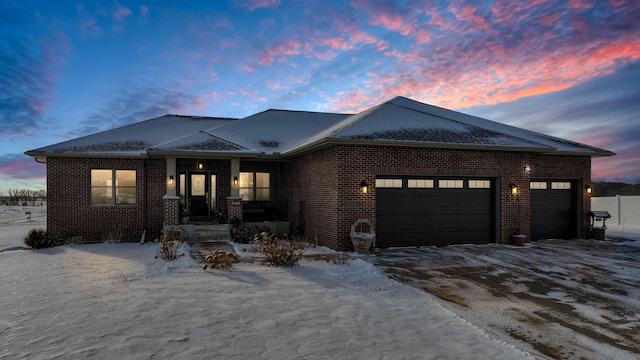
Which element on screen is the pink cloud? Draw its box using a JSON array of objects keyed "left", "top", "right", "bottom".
[
  {"left": 113, "top": 2, "right": 132, "bottom": 20},
  {"left": 258, "top": 39, "right": 302, "bottom": 65},
  {"left": 350, "top": 0, "right": 415, "bottom": 36},
  {"left": 569, "top": 0, "right": 595, "bottom": 9},
  {"left": 244, "top": 0, "right": 281, "bottom": 11},
  {"left": 0, "top": 157, "right": 46, "bottom": 181}
]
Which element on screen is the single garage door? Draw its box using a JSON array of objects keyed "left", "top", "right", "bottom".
[
  {"left": 530, "top": 180, "right": 577, "bottom": 240},
  {"left": 376, "top": 177, "right": 495, "bottom": 247}
]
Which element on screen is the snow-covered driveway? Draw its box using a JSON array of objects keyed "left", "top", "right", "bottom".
[{"left": 370, "top": 239, "right": 640, "bottom": 360}]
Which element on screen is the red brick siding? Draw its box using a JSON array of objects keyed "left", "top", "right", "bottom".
[
  {"left": 288, "top": 148, "right": 339, "bottom": 249},
  {"left": 288, "top": 145, "right": 592, "bottom": 251},
  {"left": 47, "top": 157, "right": 166, "bottom": 242}
]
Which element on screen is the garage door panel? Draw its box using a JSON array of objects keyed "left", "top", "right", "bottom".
[
  {"left": 531, "top": 180, "right": 576, "bottom": 240},
  {"left": 376, "top": 178, "right": 494, "bottom": 247}
]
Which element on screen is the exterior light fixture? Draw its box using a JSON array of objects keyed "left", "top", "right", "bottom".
[
  {"left": 524, "top": 165, "right": 531, "bottom": 173},
  {"left": 510, "top": 183, "right": 517, "bottom": 195},
  {"left": 585, "top": 184, "right": 592, "bottom": 194},
  {"left": 360, "top": 180, "right": 368, "bottom": 194},
  {"left": 198, "top": 162, "right": 204, "bottom": 170},
  {"left": 169, "top": 175, "right": 174, "bottom": 185},
  {"left": 233, "top": 176, "right": 238, "bottom": 186}
]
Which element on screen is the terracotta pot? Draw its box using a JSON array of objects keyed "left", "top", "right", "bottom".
[{"left": 511, "top": 234, "right": 526, "bottom": 247}]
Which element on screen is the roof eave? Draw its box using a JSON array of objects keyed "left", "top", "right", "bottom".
[
  {"left": 146, "top": 149, "right": 270, "bottom": 159},
  {"left": 24, "top": 151, "right": 147, "bottom": 159}
]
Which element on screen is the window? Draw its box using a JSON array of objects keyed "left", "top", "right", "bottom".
[
  {"left": 407, "top": 179, "right": 434, "bottom": 188},
  {"left": 530, "top": 181, "right": 547, "bottom": 190},
  {"left": 375, "top": 179, "right": 402, "bottom": 188},
  {"left": 239, "top": 172, "right": 270, "bottom": 201},
  {"left": 91, "top": 169, "right": 137, "bottom": 205},
  {"left": 468, "top": 180, "right": 491, "bottom": 189},
  {"left": 551, "top": 181, "right": 571, "bottom": 190},
  {"left": 439, "top": 179, "right": 463, "bottom": 188}
]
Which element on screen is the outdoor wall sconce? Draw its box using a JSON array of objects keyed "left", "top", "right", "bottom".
[
  {"left": 524, "top": 165, "right": 531, "bottom": 173},
  {"left": 510, "top": 183, "right": 518, "bottom": 195},
  {"left": 360, "top": 180, "right": 368, "bottom": 194},
  {"left": 169, "top": 175, "right": 174, "bottom": 185},
  {"left": 198, "top": 162, "right": 204, "bottom": 170},
  {"left": 233, "top": 176, "right": 238, "bottom": 186},
  {"left": 585, "top": 184, "right": 592, "bottom": 194}
]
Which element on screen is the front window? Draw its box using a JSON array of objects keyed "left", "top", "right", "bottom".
[
  {"left": 91, "top": 169, "right": 137, "bottom": 205},
  {"left": 239, "top": 172, "right": 270, "bottom": 201}
]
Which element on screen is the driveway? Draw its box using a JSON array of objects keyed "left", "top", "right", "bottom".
[{"left": 369, "top": 239, "right": 640, "bottom": 360}]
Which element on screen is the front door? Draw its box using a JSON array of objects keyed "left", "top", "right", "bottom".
[{"left": 188, "top": 173, "right": 217, "bottom": 219}]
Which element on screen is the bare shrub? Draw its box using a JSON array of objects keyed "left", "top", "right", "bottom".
[
  {"left": 24, "top": 229, "right": 61, "bottom": 249},
  {"left": 155, "top": 226, "right": 185, "bottom": 260},
  {"left": 65, "top": 236, "right": 84, "bottom": 245},
  {"left": 251, "top": 231, "right": 306, "bottom": 267},
  {"left": 202, "top": 249, "right": 240, "bottom": 270},
  {"left": 102, "top": 226, "right": 125, "bottom": 242}
]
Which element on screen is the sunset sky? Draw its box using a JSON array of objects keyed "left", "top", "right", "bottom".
[{"left": 1, "top": 0, "right": 639, "bottom": 194}]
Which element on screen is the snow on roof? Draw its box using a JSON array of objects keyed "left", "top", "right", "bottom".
[
  {"left": 25, "top": 97, "right": 614, "bottom": 158},
  {"left": 330, "top": 101, "right": 549, "bottom": 148},
  {"left": 26, "top": 115, "right": 237, "bottom": 156},
  {"left": 209, "top": 109, "right": 351, "bottom": 154}
]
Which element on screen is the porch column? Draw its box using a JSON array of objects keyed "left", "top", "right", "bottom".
[
  {"left": 163, "top": 195, "right": 180, "bottom": 227},
  {"left": 227, "top": 196, "right": 243, "bottom": 223},
  {"left": 166, "top": 156, "right": 177, "bottom": 196},
  {"left": 230, "top": 157, "right": 240, "bottom": 197}
]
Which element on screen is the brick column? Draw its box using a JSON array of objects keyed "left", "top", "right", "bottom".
[
  {"left": 227, "top": 196, "right": 243, "bottom": 223},
  {"left": 163, "top": 195, "right": 180, "bottom": 227}
]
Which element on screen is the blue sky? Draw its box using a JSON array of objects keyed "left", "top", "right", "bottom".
[{"left": 1, "top": 0, "right": 639, "bottom": 194}]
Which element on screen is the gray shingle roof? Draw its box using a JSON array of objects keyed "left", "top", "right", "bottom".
[{"left": 25, "top": 97, "right": 615, "bottom": 158}]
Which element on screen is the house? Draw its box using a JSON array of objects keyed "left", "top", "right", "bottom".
[{"left": 25, "top": 96, "right": 615, "bottom": 250}]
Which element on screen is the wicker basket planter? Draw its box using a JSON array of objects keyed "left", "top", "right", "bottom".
[{"left": 350, "top": 219, "right": 375, "bottom": 254}]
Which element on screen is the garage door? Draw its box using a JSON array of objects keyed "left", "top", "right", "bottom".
[
  {"left": 530, "top": 180, "right": 577, "bottom": 240},
  {"left": 376, "top": 177, "right": 494, "bottom": 247}
]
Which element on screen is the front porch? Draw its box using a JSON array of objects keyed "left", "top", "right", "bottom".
[{"left": 162, "top": 156, "right": 289, "bottom": 228}]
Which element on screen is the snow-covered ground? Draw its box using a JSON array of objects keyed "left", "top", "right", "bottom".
[{"left": 0, "top": 206, "right": 531, "bottom": 359}]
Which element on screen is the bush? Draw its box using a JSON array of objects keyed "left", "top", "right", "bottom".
[
  {"left": 252, "top": 231, "right": 307, "bottom": 267},
  {"left": 65, "top": 235, "right": 84, "bottom": 245},
  {"left": 155, "top": 226, "right": 186, "bottom": 260},
  {"left": 202, "top": 249, "right": 240, "bottom": 270},
  {"left": 24, "top": 229, "right": 61, "bottom": 249},
  {"left": 230, "top": 217, "right": 252, "bottom": 243},
  {"left": 102, "top": 226, "right": 125, "bottom": 242}
]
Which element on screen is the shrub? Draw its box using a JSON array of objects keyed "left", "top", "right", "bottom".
[
  {"left": 252, "top": 231, "right": 307, "bottom": 267},
  {"left": 155, "top": 226, "right": 186, "bottom": 260},
  {"left": 24, "top": 229, "right": 61, "bottom": 249},
  {"left": 65, "top": 235, "right": 84, "bottom": 245},
  {"left": 102, "top": 226, "right": 125, "bottom": 242},
  {"left": 230, "top": 217, "right": 252, "bottom": 243},
  {"left": 202, "top": 249, "right": 240, "bottom": 270}
]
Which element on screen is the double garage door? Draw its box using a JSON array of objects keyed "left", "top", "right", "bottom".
[{"left": 376, "top": 177, "right": 495, "bottom": 247}]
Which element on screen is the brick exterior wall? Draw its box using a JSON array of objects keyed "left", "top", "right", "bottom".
[
  {"left": 47, "top": 157, "right": 166, "bottom": 242},
  {"left": 288, "top": 145, "right": 592, "bottom": 251},
  {"left": 46, "top": 149, "right": 591, "bottom": 251}
]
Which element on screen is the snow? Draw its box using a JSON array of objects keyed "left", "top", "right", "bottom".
[{"left": 0, "top": 207, "right": 532, "bottom": 359}]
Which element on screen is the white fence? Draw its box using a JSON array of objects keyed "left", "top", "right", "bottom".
[{"left": 591, "top": 196, "right": 640, "bottom": 239}]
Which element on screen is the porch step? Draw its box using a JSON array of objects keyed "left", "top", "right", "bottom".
[
  {"left": 182, "top": 224, "right": 230, "bottom": 241},
  {"left": 181, "top": 223, "right": 234, "bottom": 262}
]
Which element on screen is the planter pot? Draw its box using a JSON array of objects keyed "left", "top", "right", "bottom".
[
  {"left": 511, "top": 234, "right": 526, "bottom": 247},
  {"left": 351, "top": 234, "right": 374, "bottom": 254},
  {"left": 181, "top": 216, "right": 189, "bottom": 224}
]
